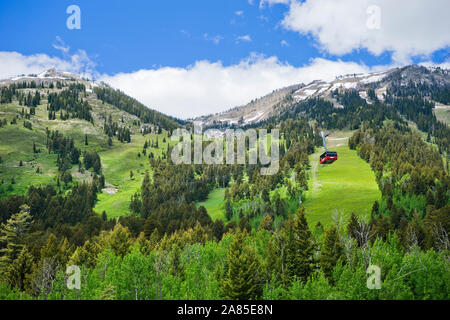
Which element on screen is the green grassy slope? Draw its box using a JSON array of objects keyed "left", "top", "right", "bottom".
[
  {"left": 0, "top": 86, "right": 175, "bottom": 220},
  {"left": 94, "top": 132, "right": 173, "bottom": 219},
  {"left": 94, "top": 134, "right": 150, "bottom": 218},
  {"left": 196, "top": 188, "right": 226, "bottom": 221},
  {"left": 304, "top": 143, "right": 381, "bottom": 227},
  {"left": 0, "top": 123, "right": 59, "bottom": 195},
  {"left": 433, "top": 104, "right": 450, "bottom": 126}
]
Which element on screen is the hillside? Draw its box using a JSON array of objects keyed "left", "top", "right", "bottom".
[
  {"left": 1, "top": 65, "right": 448, "bottom": 221},
  {"left": 0, "top": 66, "right": 448, "bottom": 301},
  {"left": 195, "top": 65, "right": 450, "bottom": 130},
  {"left": 304, "top": 132, "right": 381, "bottom": 227},
  {"left": 194, "top": 83, "right": 302, "bottom": 128},
  {"left": 0, "top": 69, "right": 179, "bottom": 205}
]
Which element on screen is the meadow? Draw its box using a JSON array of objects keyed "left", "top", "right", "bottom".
[
  {"left": 196, "top": 188, "right": 226, "bottom": 221},
  {"left": 94, "top": 132, "right": 173, "bottom": 219},
  {"left": 303, "top": 143, "right": 381, "bottom": 227}
]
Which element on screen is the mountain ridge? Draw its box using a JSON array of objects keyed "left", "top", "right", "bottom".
[
  {"left": 0, "top": 68, "right": 183, "bottom": 131},
  {"left": 194, "top": 65, "right": 450, "bottom": 129},
  {"left": 2, "top": 64, "right": 448, "bottom": 130}
]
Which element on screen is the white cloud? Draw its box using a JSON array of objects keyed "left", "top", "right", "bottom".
[
  {"left": 282, "top": 0, "right": 450, "bottom": 63},
  {"left": 236, "top": 35, "right": 252, "bottom": 43},
  {"left": 53, "top": 36, "right": 70, "bottom": 54},
  {"left": 235, "top": 10, "right": 244, "bottom": 16},
  {"left": 100, "top": 54, "right": 386, "bottom": 119},
  {"left": 0, "top": 50, "right": 97, "bottom": 80}
]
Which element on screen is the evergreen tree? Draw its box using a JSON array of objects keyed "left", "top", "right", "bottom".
[
  {"left": 283, "top": 207, "right": 315, "bottom": 284},
  {"left": 141, "top": 171, "right": 151, "bottom": 218},
  {"left": 212, "top": 219, "right": 225, "bottom": 241},
  {"left": 0, "top": 205, "right": 32, "bottom": 267},
  {"left": 5, "top": 247, "right": 34, "bottom": 292},
  {"left": 239, "top": 216, "right": 251, "bottom": 233},
  {"left": 347, "top": 212, "right": 359, "bottom": 240},
  {"left": 103, "top": 224, "right": 133, "bottom": 257},
  {"left": 225, "top": 200, "right": 233, "bottom": 221},
  {"left": 261, "top": 188, "right": 270, "bottom": 203},
  {"left": 69, "top": 240, "right": 101, "bottom": 269},
  {"left": 99, "top": 175, "right": 105, "bottom": 189},
  {"left": 221, "top": 231, "right": 263, "bottom": 300},
  {"left": 318, "top": 226, "right": 343, "bottom": 279},
  {"left": 32, "top": 234, "right": 71, "bottom": 297},
  {"left": 258, "top": 215, "right": 273, "bottom": 232}
]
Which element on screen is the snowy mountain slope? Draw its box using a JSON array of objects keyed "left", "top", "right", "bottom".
[{"left": 194, "top": 65, "right": 449, "bottom": 128}]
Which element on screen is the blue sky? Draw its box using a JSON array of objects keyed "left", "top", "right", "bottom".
[
  {"left": 0, "top": 0, "right": 449, "bottom": 118},
  {"left": 0, "top": 0, "right": 396, "bottom": 73}
]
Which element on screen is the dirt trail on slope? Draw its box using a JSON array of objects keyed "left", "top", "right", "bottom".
[{"left": 309, "top": 149, "right": 322, "bottom": 194}]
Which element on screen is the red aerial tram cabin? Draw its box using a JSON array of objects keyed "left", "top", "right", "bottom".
[
  {"left": 319, "top": 131, "right": 338, "bottom": 165},
  {"left": 320, "top": 151, "right": 338, "bottom": 164}
]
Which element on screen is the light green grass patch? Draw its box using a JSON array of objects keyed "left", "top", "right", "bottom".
[
  {"left": 304, "top": 144, "right": 381, "bottom": 227},
  {"left": 196, "top": 188, "right": 226, "bottom": 221},
  {"left": 93, "top": 132, "right": 175, "bottom": 219},
  {"left": 94, "top": 134, "right": 151, "bottom": 218}
]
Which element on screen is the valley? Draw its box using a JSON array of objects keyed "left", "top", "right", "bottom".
[{"left": 0, "top": 65, "right": 448, "bottom": 300}]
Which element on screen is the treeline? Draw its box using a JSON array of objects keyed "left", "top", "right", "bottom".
[
  {"left": 129, "top": 118, "right": 314, "bottom": 231},
  {"left": 349, "top": 123, "right": 449, "bottom": 232},
  {"left": 129, "top": 118, "right": 315, "bottom": 236},
  {"left": 0, "top": 80, "right": 68, "bottom": 105},
  {"left": 47, "top": 84, "right": 92, "bottom": 122},
  {"left": 265, "top": 69, "right": 449, "bottom": 156},
  {"left": 103, "top": 115, "right": 131, "bottom": 143},
  {"left": 136, "top": 163, "right": 211, "bottom": 217},
  {"left": 94, "top": 87, "right": 180, "bottom": 132},
  {"left": 17, "top": 91, "right": 41, "bottom": 107},
  {"left": 82, "top": 151, "right": 102, "bottom": 174},
  {"left": 46, "top": 130, "right": 81, "bottom": 173},
  {"left": 273, "top": 95, "right": 403, "bottom": 131},
  {"left": 45, "top": 130, "right": 102, "bottom": 181},
  {"left": 0, "top": 182, "right": 107, "bottom": 242},
  {"left": 385, "top": 87, "right": 450, "bottom": 154},
  {"left": 0, "top": 85, "right": 41, "bottom": 106}
]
